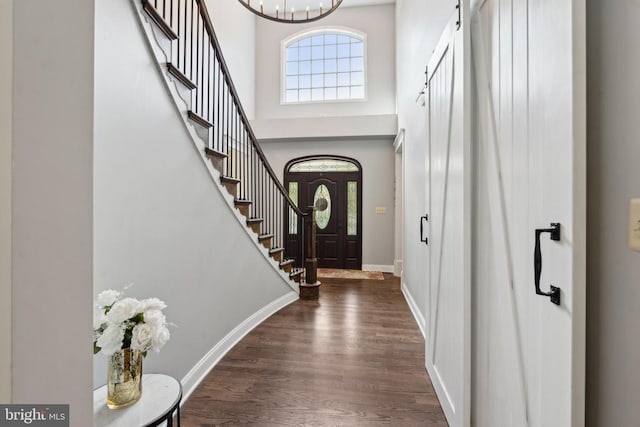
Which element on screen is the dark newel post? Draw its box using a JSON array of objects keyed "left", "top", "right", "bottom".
[
  {"left": 300, "top": 206, "right": 320, "bottom": 299},
  {"left": 304, "top": 206, "right": 318, "bottom": 284}
]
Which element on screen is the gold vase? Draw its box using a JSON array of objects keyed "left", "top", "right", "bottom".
[{"left": 107, "top": 348, "right": 143, "bottom": 409}]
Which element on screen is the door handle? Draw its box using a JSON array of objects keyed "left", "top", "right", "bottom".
[
  {"left": 420, "top": 214, "right": 429, "bottom": 245},
  {"left": 534, "top": 222, "right": 561, "bottom": 305}
]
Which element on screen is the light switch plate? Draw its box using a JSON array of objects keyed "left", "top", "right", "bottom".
[
  {"left": 375, "top": 207, "right": 386, "bottom": 214},
  {"left": 629, "top": 199, "right": 640, "bottom": 252}
]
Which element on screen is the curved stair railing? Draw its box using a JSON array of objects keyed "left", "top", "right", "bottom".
[{"left": 140, "top": 0, "right": 319, "bottom": 291}]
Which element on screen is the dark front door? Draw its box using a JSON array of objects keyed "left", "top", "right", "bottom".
[{"left": 284, "top": 157, "right": 362, "bottom": 270}]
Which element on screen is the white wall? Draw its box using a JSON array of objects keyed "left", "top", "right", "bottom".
[
  {"left": 586, "top": 1, "right": 640, "bottom": 425},
  {"left": 0, "top": 0, "right": 12, "bottom": 404},
  {"left": 261, "top": 138, "right": 395, "bottom": 267},
  {"left": 252, "top": 4, "right": 396, "bottom": 139},
  {"left": 12, "top": 1, "right": 94, "bottom": 424},
  {"left": 205, "top": 0, "right": 256, "bottom": 118},
  {"left": 94, "top": 0, "right": 295, "bottom": 388},
  {"left": 396, "top": 0, "right": 450, "bottom": 322}
]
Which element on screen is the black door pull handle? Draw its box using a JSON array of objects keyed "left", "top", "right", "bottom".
[
  {"left": 420, "top": 214, "right": 429, "bottom": 245},
  {"left": 534, "top": 222, "right": 561, "bottom": 305}
]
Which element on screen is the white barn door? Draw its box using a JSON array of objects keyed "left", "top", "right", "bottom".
[
  {"left": 425, "top": 5, "right": 472, "bottom": 427},
  {"left": 471, "top": 0, "right": 586, "bottom": 426}
]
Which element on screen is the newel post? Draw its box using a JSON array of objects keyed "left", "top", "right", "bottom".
[{"left": 300, "top": 206, "right": 320, "bottom": 299}]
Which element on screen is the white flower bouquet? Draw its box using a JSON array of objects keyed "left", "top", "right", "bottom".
[{"left": 93, "top": 288, "right": 171, "bottom": 356}]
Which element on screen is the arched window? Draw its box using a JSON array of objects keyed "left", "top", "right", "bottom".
[{"left": 282, "top": 28, "right": 366, "bottom": 103}]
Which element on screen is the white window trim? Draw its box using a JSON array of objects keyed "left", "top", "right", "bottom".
[{"left": 280, "top": 26, "right": 368, "bottom": 105}]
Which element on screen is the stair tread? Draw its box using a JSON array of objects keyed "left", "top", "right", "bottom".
[
  {"left": 167, "top": 63, "right": 196, "bottom": 90},
  {"left": 221, "top": 176, "right": 241, "bottom": 184},
  {"left": 187, "top": 110, "right": 213, "bottom": 129},
  {"left": 247, "top": 218, "right": 264, "bottom": 224},
  {"left": 205, "top": 147, "right": 227, "bottom": 159},
  {"left": 258, "top": 234, "right": 274, "bottom": 240},
  {"left": 290, "top": 269, "right": 304, "bottom": 277},
  {"left": 269, "top": 247, "right": 284, "bottom": 254},
  {"left": 279, "top": 259, "right": 295, "bottom": 266},
  {"left": 143, "top": 1, "right": 178, "bottom": 40},
  {"left": 234, "top": 199, "right": 252, "bottom": 205}
]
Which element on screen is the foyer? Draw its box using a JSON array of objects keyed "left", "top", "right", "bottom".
[
  {"left": 3, "top": 0, "right": 640, "bottom": 426},
  {"left": 181, "top": 275, "right": 448, "bottom": 426}
]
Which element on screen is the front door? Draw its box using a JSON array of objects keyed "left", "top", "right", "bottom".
[
  {"left": 470, "top": 0, "right": 586, "bottom": 426},
  {"left": 285, "top": 156, "right": 362, "bottom": 270}
]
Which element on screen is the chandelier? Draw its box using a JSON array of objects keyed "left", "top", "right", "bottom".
[{"left": 238, "top": 0, "right": 344, "bottom": 23}]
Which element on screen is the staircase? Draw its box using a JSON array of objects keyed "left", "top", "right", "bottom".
[{"left": 134, "top": 0, "right": 319, "bottom": 295}]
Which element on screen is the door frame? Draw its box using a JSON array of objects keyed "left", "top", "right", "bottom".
[{"left": 284, "top": 155, "right": 363, "bottom": 270}]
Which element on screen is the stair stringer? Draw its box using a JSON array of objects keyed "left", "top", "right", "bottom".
[{"left": 130, "top": 0, "right": 299, "bottom": 293}]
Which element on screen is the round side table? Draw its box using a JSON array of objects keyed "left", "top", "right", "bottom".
[{"left": 94, "top": 373, "right": 182, "bottom": 427}]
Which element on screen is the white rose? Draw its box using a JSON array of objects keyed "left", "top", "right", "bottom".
[
  {"left": 143, "top": 309, "right": 166, "bottom": 327},
  {"left": 96, "top": 289, "right": 121, "bottom": 307},
  {"left": 106, "top": 297, "right": 141, "bottom": 324},
  {"left": 131, "top": 323, "right": 154, "bottom": 352},
  {"left": 93, "top": 306, "right": 107, "bottom": 330},
  {"left": 140, "top": 298, "right": 167, "bottom": 312},
  {"left": 150, "top": 325, "right": 170, "bottom": 352},
  {"left": 96, "top": 324, "right": 125, "bottom": 355}
]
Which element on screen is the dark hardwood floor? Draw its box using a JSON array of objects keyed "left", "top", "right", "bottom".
[{"left": 181, "top": 274, "right": 448, "bottom": 426}]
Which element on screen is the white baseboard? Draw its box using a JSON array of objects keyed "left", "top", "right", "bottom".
[
  {"left": 180, "top": 291, "right": 299, "bottom": 402},
  {"left": 362, "top": 264, "right": 394, "bottom": 273},
  {"left": 393, "top": 260, "right": 403, "bottom": 277},
  {"left": 401, "top": 281, "right": 426, "bottom": 338}
]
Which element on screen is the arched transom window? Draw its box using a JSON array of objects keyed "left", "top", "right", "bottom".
[{"left": 282, "top": 29, "right": 366, "bottom": 103}]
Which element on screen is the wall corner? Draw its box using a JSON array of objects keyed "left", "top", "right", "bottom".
[{"left": 0, "top": 0, "right": 13, "bottom": 404}]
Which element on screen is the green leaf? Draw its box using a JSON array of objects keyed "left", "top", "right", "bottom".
[
  {"left": 130, "top": 313, "right": 144, "bottom": 323},
  {"left": 93, "top": 343, "right": 101, "bottom": 355}
]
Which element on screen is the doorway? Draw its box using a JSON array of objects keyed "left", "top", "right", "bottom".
[{"left": 284, "top": 156, "right": 362, "bottom": 270}]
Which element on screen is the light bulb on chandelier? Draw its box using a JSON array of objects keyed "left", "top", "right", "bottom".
[{"left": 239, "top": 0, "right": 343, "bottom": 23}]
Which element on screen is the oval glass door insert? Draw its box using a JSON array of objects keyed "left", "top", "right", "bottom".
[{"left": 314, "top": 184, "right": 331, "bottom": 230}]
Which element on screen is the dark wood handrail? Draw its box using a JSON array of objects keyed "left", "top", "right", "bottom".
[{"left": 195, "top": 0, "right": 307, "bottom": 217}]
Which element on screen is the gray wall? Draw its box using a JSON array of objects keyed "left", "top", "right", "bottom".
[
  {"left": 261, "top": 138, "right": 396, "bottom": 268},
  {"left": 0, "top": 0, "right": 12, "bottom": 404},
  {"left": 586, "top": 1, "right": 640, "bottom": 425},
  {"left": 12, "top": 1, "right": 94, "bottom": 424},
  {"left": 251, "top": 4, "right": 397, "bottom": 141},
  {"left": 254, "top": 4, "right": 396, "bottom": 121},
  {"left": 93, "top": 0, "right": 295, "bottom": 388}
]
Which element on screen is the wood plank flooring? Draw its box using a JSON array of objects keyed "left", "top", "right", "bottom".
[{"left": 181, "top": 274, "right": 448, "bottom": 426}]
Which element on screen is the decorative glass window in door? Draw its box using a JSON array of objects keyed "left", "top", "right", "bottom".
[
  {"left": 313, "top": 184, "right": 331, "bottom": 229},
  {"left": 289, "top": 158, "right": 359, "bottom": 173},
  {"left": 288, "top": 182, "right": 298, "bottom": 234},
  {"left": 347, "top": 181, "right": 357, "bottom": 235}
]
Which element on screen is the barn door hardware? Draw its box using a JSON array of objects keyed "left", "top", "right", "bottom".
[
  {"left": 455, "top": 0, "right": 461, "bottom": 30},
  {"left": 425, "top": 66, "right": 429, "bottom": 88},
  {"left": 420, "top": 214, "right": 429, "bottom": 245},
  {"left": 533, "top": 222, "right": 561, "bottom": 305},
  {"left": 416, "top": 66, "right": 429, "bottom": 105}
]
